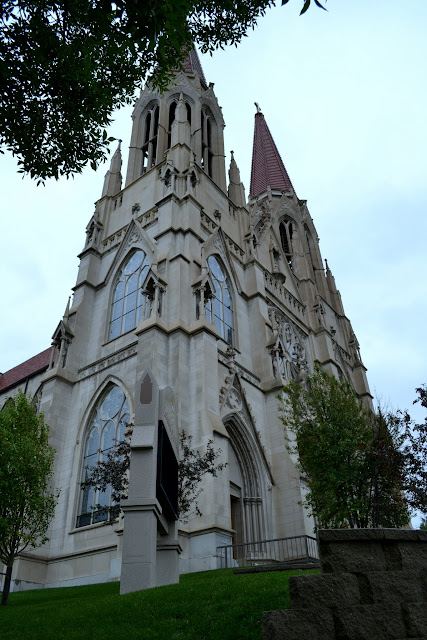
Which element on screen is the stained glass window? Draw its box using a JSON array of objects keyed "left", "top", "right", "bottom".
[
  {"left": 109, "top": 250, "right": 150, "bottom": 340},
  {"left": 206, "top": 255, "right": 233, "bottom": 344},
  {"left": 77, "top": 386, "right": 129, "bottom": 528}
]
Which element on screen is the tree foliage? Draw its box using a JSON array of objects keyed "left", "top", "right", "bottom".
[
  {"left": 81, "top": 429, "right": 226, "bottom": 524},
  {"left": 178, "top": 431, "right": 227, "bottom": 523},
  {"left": 393, "top": 384, "right": 427, "bottom": 516},
  {"left": 0, "top": 391, "right": 59, "bottom": 605},
  {"left": 0, "top": 0, "right": 324, "bottom": 181},
  {"left": 282, "top": 367, "right": 410, "bottom": 530}
]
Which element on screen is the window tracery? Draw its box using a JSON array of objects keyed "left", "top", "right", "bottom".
[
  {"left": 77, "top": 385, "right": 129, "bottom": 528},
  {"left": 109, "top": 249, "right": 150, "bottom": 340},
  {"left": 206, "top": 255, "right": 233, "bottom": 344}
]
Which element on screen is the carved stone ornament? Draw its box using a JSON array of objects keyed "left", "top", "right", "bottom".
[
  {"left": 85, "top": 210, "right": 102, "bottom": 248},
  {"left": 159, "top": 162, "right": 176, "bottom": 189},
  {"left": 268, "top": 306, "right": 308, "bottom": 381},
  {"left": 226, "top": 387, "right": 243, "bottom": 412},
  {"left": 127, "top": 228, "right": 141, "bottom": 246},
  {"left": 212, "top": 230, "right": 225, "bottom": 257},
  {"left": 252, "top": 198, "right": 273, "bottom": 243},
  {"left": 313, "top": 296, "right": 326, "bottom": 328}
]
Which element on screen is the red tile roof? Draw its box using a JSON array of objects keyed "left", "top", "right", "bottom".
[
  {"left": 250, "top": 111, "right": 295, "bottom": 198},
  {"left": 182, "top": 48, "right": 207, "bottom": 85},
  {"left": 0, "top": 348, "right": 52, "bottom": 393}
]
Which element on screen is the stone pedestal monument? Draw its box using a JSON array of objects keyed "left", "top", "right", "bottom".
[{"left": 120, "top": 368, "right": 181, "bottom": 594}]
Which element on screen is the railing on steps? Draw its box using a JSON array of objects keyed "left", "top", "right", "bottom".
[{"left": 216, "top": 534, "right": 319, "bottom": 569}]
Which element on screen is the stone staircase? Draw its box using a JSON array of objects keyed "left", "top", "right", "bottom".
[{"left": 263, "top": 529, "right": 427, "bottom": 640}]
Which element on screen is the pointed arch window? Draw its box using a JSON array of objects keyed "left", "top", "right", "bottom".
[
  {"left": 167, "top": 99, "right": 192, "bottom": 149},
  {"left": 280, "top": 220, "right": 294, "bottom": 269},
  {"left": 141, "top": 103, "right": 160, "bottom": 173},
  {"left": 109, "top": 249, "right": 150, "bottom": 340},
  {"left": 201, "top": 108, "right": 215, "bottom": 177},
  {"left": 206, "top": 255, "right": 233, "bottom": 344},
  {"left": 77, "top": 386, "right": 130, "bottom": 528}
]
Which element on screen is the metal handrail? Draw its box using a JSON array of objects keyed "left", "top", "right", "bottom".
[{"left": 216, "top": 534, "right": 318, "bottom": 569}]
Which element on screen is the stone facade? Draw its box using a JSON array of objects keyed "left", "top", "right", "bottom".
[{"left": 0, "top": 51, "right": 371, "bottom": 592}]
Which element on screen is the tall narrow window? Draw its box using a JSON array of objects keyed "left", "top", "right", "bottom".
[
  {"left": 201, "top": 109, "right": 214, "bottom": 177},
  {"left": 77, "top": 386, "right": 130, "bottom": 528},
  {"left": 141, "top": 104, "right": 159, "bottom": 173},
  {"left": 206, "top": 255, "right": 233, "bottom": 344},
  {"left": 109, "top": 250, "right": 150, "bottom": 340},
  {"left": 280, "top": 220, "right": 294, "bottom": 269}
]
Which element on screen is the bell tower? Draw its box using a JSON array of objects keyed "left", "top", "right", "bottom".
[{"left": 124, "top": 50, "right": 226, "bottom": 192}]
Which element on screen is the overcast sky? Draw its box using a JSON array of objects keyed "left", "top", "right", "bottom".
[{"left": 1, "top": 4, "right": 426, "bottom": 431}]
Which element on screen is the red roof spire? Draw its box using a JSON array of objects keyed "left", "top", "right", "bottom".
[
  {"left": 250, "top": 105, "right": 295, "bottom": 198},
  {"left": 182, "top": 48, "right": 207, "bottom": 85}
]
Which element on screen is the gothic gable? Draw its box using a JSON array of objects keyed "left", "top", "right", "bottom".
[
  {"left": 273, "top": 193, "right": 301, "bottom": 227},
  {"left": 202, "top": 228, "right": 242, "bottom": 294},
  {"left": 131, "top": 89, "right": 160, "bottom": 123},
  {"left": 171, "top": 71, "right": 203, "bottom": 98},
  {"left": 200, "top": 86, "right": 225, "bottom": 127},
  {"left": 104, "top": 219, "right": 157, "bottom": 286}
]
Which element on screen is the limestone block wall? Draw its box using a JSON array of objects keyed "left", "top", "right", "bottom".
[{"left": 263, "top": 529, "right": 427, "bottom": 640}]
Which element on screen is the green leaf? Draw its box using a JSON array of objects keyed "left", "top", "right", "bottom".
[
  {"left": 314, "top": 0, "right": 327, "bottom": 11},
  {"left": 300, "top": 0, "right": 311, "bottom": 15}
]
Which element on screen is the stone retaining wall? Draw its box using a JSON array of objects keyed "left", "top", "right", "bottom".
[{"left": 263, "top": 529, "right": 427, "bottom": 640}]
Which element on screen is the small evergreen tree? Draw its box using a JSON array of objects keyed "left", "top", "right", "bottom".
[{"left": 0, "top": 391, "right": 59, "bottom": 606}]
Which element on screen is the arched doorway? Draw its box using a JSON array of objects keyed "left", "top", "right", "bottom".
[{"left": 225, "top": 417, "right": 271, "bottom": 562}]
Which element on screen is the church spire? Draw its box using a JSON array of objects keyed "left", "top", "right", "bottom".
[
  {"left": 250, "top": 104, "right": 294, "bottom": 198},
  {"left": 182, "top": 48, "right": 207, "bottom": 85}
]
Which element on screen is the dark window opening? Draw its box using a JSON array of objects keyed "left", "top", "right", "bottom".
[
  {"left": 141, "top": 105, "right": 159, "bottom": 174},
  {"left": 280, "top": 221, "right": 294, "bottom": 269},
  {"left": 201, "top": 109, "right": 215, "bottom": 178}
]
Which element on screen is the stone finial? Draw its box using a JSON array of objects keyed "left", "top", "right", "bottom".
[
  {"left": 110, "top": 139, "right": 122, "bottom": 173},
  {"left": 175, "top": 93, "right": 188, "bottom": 123},
  {"left": 63, "top": 296, "right": 71, "bottom": 321},
  {"left": 325, "top": 258, "right": 337, "bottom": 292},
  {"left": 102, "top": 139, "right": 123, "bottom": 197},
  {"left": 228, "top": 151, "right": 246, "bottom": 208}
]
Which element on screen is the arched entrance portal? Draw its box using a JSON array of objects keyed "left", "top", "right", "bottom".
[{"left": 224, "top": 418, "right": 270, "bottom": 560}]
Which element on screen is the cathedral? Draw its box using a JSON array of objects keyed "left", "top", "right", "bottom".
[{"left": 0, "top": 50, "right": 371, "bottom": 591}]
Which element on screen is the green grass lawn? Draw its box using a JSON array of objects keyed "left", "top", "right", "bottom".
[{"left": 1, "top": 568, "right": 318, "bottom": 640}]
